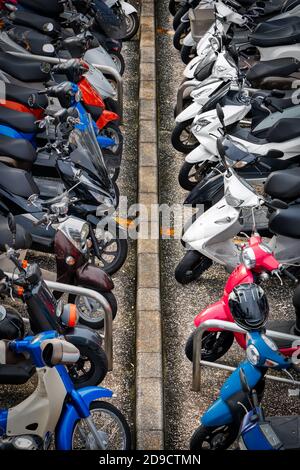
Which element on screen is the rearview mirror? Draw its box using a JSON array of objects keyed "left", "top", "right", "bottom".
[
  {"left": 239, "top": 368, "right": 251, "bottom": 394},
  {"left": 216, "top": 137, "right": 226, "bottom": 160}
]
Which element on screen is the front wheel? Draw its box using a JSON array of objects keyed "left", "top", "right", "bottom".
[
  {"left": 181, "top": 44, "right": 196, "bottom": 64},
  {"left": 93, "top": 226, "right": 128, "bottom": 275},
  {"left": 173, "top": 5, "right": 189, "bottom": 30},
  {"left": 175, "top": 250, "right": 213, "bottom": 284},
  {"left": 122, "top": 12, "right": 139, "bottom": 40},
  {"left": 68, "top": 344, "right": 108, "bottom": 388},
  {"left": 110, "top": 50, "right": 125, "bottom": 75},
  {"left": 171, "top": 120, "right": 198, "bottom": 154},
  {"left": 178, "top": 161, "right": 212, "bottom": 191},
  {"left": 173, "top": 22, "right": 189, "bottom": 51},
  {"left": 190, "top": 424, "right": 238, "bottom": 450},
  {"left": 70, "top": 401, "right": 132, "bottom": 450},
  {"left": 69, "top": 290, "right": 117, "bottom": 330},
  {"left": 185, "top": 329, "right": 234, "bottom": 362}
]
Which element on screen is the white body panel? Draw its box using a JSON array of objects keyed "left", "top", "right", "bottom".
[
  {"left": 186, "top": 143, "right": 218, "bottom": 163},
  {"left": 120, "top": 1, "right": 137, "bottom": 14},
  {"left": 259, "top": 44, "right": 300, "bottom": 61}
]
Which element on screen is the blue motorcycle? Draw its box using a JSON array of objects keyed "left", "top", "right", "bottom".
[
  {"left": 190, "top": 283, "right": 299, "bottom": 450},
  {"left": 0, "top": 331, "right": 131, "bottom": 450}
]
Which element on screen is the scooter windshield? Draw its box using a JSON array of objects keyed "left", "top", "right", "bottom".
[{"left": 69, "top": 115, "right": 115, "bottom": 196}]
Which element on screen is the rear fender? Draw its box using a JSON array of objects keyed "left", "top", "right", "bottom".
[
  {"left": 75, "top": 262, "right": 114, "bottom": 292},
  {"left": 96, "top": 110, "right": 119, "bottom": 129},
  {"left": 55, "top": 386, "right": 113, "bottom": 450}
]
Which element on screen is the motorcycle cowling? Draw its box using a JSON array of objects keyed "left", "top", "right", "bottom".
[
  {"left": 0, "top": 306, "right": 24, "bottom": 340},
  {"left": 76, "top": 262, "right": 114, "bottom": 292}
]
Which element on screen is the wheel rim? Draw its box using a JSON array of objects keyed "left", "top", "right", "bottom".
[
  {"left": 72, "top": 408, "right": 127, "bottom": 450},
  {"left": 200, "top": 426, "right": 233, "bottom": 450},
  {"left": 103, "top": 127, "right": 120, "bottom": 153},
  {"left": 179, "top": 125, "right": 198, "bottom": 147},
  {"left": 94, "top": 231, "right": 121, "bottom": 270},
  {"left": 75, "top": 295, "right": 105, "bottom": 325},
  {"left": 186, "top": 161, "right": 211, "bottom": 185},
  {"left": 201, "top": 332, "right": 226, "bottom": 358},
  {"left": 125, "top": 14, "right": 136, "bottom": 37},
  {"left": 68, "top": 354, "right": 95, "bottom": 384},
  {"left": 111, "top": 54, "right": 122, "bottom": 73}
]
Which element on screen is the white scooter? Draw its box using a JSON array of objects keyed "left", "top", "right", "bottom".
[{"left": 175, "top": 137, "right": 300, "bottom": 284}]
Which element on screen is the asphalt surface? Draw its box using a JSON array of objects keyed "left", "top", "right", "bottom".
[
  {"left": 0, "top": 16, "right": 140, "bottom": 445},
  {"left": 156, "top": 0, "right": 300, "bottom": 450}
]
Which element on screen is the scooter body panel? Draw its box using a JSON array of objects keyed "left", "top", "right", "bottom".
[
  {"left": 120, "top": 1, "right": 137, "bottom": 14},
  {"left": 84, "top": 46, "right": 118, "bottom": 71},
  {"left": 186, "top": 144, "right": 218, "bottom": 164}
]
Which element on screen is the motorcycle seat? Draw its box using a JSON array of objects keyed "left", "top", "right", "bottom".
[
  {"left": 250, "top": 17, "right": 300, "bottom": 47},
  {"left": 0, "top": 214, "right": 32, "bottom": 252},
  {"left": 18, "top": 0, "right": 64, "bottom": 18},
  {"left": 0, "top": 134, "right": 36, "bottom": 164},
  {"left": 268, "top": 416, "right": 300, "bottom": 450},
  {"left": 246, "top": 58, "right": 300, "bottom": 83},
  {"left": 7, "top": 25, "right": 55, "bottom": 57},
  {"left": 0, "top": 106, "right": 37, "bottom": 134},
  {"left": 264, "top": 167, "right": 300, "bottom": 200},
  {"left": 0, "top": 52, "right": 51, "bottom": 82},
  {"left": 0, "top": 81, "right": 48, "bottom": 109},
  {"left": 0, "top": 162, "right": 39, "bottom": 198},
  {"left": 11, "top": 10, "right": 61, "bottom": 36},
  {"left": 269, "top": 203, "right": 300, "bottom": 238},
  {"left": 251, "top": 105, "right": 300, "bottom": 142}
]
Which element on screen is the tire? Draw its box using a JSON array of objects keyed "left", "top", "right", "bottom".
[
  {"left": 122, "top": 12, "right": 139, "bottom": 41},
  {"left": 110, "top": 50, "right": 125, "bottom": 75},
  {"left": 93, "top": 227, "right": 128, "bottom": 275},
  {"left": 185, "top": 329, "right": 234, "bottom": 362},
  {"left": 67, "top": 344, "right": 108, "bottom": 388},
  {"left": 70, "top": 401, "right": 132, "bottom": 450},
  {"left": 171, "top": 120, "right": 198, "bottom": 154},
  {"left": 175, "top": 250, "right": 213, "bottom": 284},
  {"left": 102, "top": 122, "right": 124, "bottom": 156},
  {"left": 173, "top": 22, "right": 189, "bottom": 51},
  {"left": 178, "top": 161, "right": 212, "bottom": 191},
  {"left": 190, "top": 424, "right": 238, "bottom": 450},
  {"left": 181, "top": 44, "right": 196, "bottom": 64},
  {"left": 174, "top": 96, "right": 193, "bottom": 119},
  {"left": 68, "top": 290, "right": 118, "bottom": 330},
  {"left": 104, "top": 97, "right": 121, "bottom": 116},
  {"left": 169, "top": 0, "right": 179, "bottom": 15},
  {"left": 173, "top": 5, "right": 189, "bottom": 30}
]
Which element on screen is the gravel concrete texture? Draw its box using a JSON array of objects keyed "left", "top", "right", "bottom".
[
  {"left": 156, "top": 0, "right": 300, "bottom": 450},
  {"left": 136, "top": 0, "right": 164, "bottom": 451},
  {"left": 0, "top": 4, "right": 140, "bottom": 447}
]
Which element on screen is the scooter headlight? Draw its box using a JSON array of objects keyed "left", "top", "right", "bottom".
[
  {"left": 246, "top": 344, "right": 260, "bottom": 365},
  {"left": 241, "top": 247, "right": 256, "bottom": 269}
]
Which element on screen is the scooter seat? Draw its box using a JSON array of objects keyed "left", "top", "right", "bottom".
[
  {"left": 7, "top": 25, "right": 55, "bottom": 57},
  {"left": 0, "top": 106, "right": 37, "bottom": 134},
  {"left": 250, "top": 17, "right": 300, "bottom": 47},
  {"left": 11, "top": 10, "right": 61, "bottom": 36},
  {"left": 265, "top": 167, "right": 300, "bottom": 200},
  {"left": 0, "top": 134, "right": 36, "bottom": 164},
  {"left": 0, "top": 81, "right": 48, "bottom": 109},
  {"left": 247, "top": 58, "right": 300, "bottom": 84},
  {"left": 268, "top": 416, "right": 300, "bottom": 450},
  {"left": 0, "top": 52, "right": 51, "bottom": 82},
  {"left": 269, "top": 203, "right": 300, "bottom": 238},
  {"left": 0, "top": 162, "right": 39, "bottom": 198},
  {"left": 18, "top": 0, "right": 64, "bottom": 18},
  {"left": 0, "top": 214, "right": 32, "bottom": 251}
]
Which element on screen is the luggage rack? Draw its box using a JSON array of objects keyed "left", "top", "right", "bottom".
[
  {"left": 4, "top": 274, "right": 113, "bottom": 371},
  {"left": 192, "top": 319, "right": 300, "bottom": 392},
  {"left": 6, "top": 51, "right": 124, "bottom": 122}
]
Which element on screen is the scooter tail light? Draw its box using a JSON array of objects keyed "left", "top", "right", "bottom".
[{"left": 60, "top": 304, "right": 79, "bottom": 328}]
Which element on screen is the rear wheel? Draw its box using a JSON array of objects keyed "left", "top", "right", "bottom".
[
  {"left": 110, "top": 50, "right": 125, "bottom": 75},
  {"left": 122, "top": 12, "right": 139, "bottom": 40},
  {"left": 185, "top": 329, "right": 234, "bottom": 362},
  {"left": 190, "top": 424, "right": 238, "bottom": 450},
  {"left": 171, "top": 120, "right": 198, "bottom": 154},
  {"left": 71, "top": 401, "right": 131, "bottom": 450},
  {"left": 69, "top": 290, "right": 117, "bottom": 330},
  {"left": 173, "top": 5, "right": 189, "bottom": 30},
  {"left": 173, "top": 22, "right": 189, "bottom": 50},
  {"left": 178, "top": 161, "right": 213, "bottom": 191},
  {"left": 175, "top": 250, "right": 213, "bottom": 284}
]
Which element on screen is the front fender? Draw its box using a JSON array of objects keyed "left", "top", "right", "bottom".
[
  {"left": 186, "top": 145, "right": 217, "bottom": 164},
  {"left": 184, "top": 173, "right": 224, "bottom": 205},
  {"left": 194, "top": 299, "right": 228, "bottom": 328},
  {"left": 76, "top": 262, "right": 114, "bottom": 292},
  {"left": 183, "top": 32, "right": 195, "bottom": 47},
  {"left": 56, "top": 386, "right": 113, "bottom": 450},
  {"left": 184, "top": 56, "right": 202, "bottom": 78},
  {"left": 64, "top": 325, "right": 102, "bottom": 350},
  {"left": 120, "top": 1, "right": 137, "bottom": 14},
  {"left": 176, "top": 101, "right": 202, "bottom": 123}
]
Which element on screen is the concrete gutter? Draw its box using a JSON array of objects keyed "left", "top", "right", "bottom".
[{"left": 135, "top": 0, "right": 164, "bottom": 450}]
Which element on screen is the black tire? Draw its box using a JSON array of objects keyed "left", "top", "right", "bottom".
[
  {"left": 169, "top": 0, "right": 179, "bottom": 15},
  {"left": 173, "top": 5, "right": 189, "bottom": 30},
  {"left": 174, "top": 96, "right": 193, "bottom": 119},
  {"left": 190, "top": 424, "right": 238, "bottom": 450},
  {"left": 171, "top": 120, "right": 198, "bottom": 154},
  {"left": 173, "top": 22, "right": 189, "bottom": 51},
  {"left": 104, "top": 97, "right": 121, "bottom": 116},
  {"left": 175, "top": 250, "right": 213, "bottom": 284},
  {"left": 102, "top": 122, "right": 124, "bottom": 156},
  {"left": 67, "top": 343, "right": 108, "bottom": 388},
  {"left": 185, "top": 329, "right": 234, "bottom": 362},
  {"left": 70, "top": 401, "right": 132, "bottom": 450},
  {"left": 181, "top": 44, "right": 196, "bottom": 64},
  {"left": 178, "top": 161, "right": 212, "bottom": 191},
  {"left": 122, "top": 12, "right": 139, "bottom": 40},
  {"left": 68, "top": 290, "right": 118, "bottom": 330},
  {"left": 110, "top": 50, "right": 125, "bottom": 75},
  {"left": 94, "top": 229, "right": 128, "bottom": 276}
]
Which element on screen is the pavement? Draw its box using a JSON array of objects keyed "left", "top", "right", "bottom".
[{"left": 156, "top": 0, "right": 299, "bottom": 450}]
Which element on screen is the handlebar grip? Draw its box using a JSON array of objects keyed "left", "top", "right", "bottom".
[{"left": 283, "top": 269, "right": 298, "bottom": 284}]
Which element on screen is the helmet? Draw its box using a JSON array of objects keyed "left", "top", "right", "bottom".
[
  {"left": 228, "top": 283, "right": 269, "bottom": 330},
  {"left": 0, "top": 305, "right": 25, "bottom": 340}
]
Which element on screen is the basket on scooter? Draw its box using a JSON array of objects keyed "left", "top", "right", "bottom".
[{"left": 189, "top": 7, "right": 215, "bottom": 43}]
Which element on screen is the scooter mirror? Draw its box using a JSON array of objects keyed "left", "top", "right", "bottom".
[
  {"left": 216, "top": 103, "right": 225, "bottom": 127},
  {"left": 216, "top": 137, "right": 226, "bottom": 161},
  {"left": 239, "top": 367, "right": 251, "bottom": 394}
]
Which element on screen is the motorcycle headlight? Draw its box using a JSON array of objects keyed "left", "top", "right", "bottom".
[
  {"left": 224, "top": 187, "right": 244, "bottom": 207},
  {"left": 261, "top": 334, "right": 278, "bottom": 352},
  {"left": 241, "top": 247, "right": 256, "bottom": 269},
  {"left": 246, "top": 344, "right": 260, "bottom": 365}
]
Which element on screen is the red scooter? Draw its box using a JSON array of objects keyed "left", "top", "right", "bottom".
[{"left": 185, "top": 232, "right": 300, "bottom": 362}]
